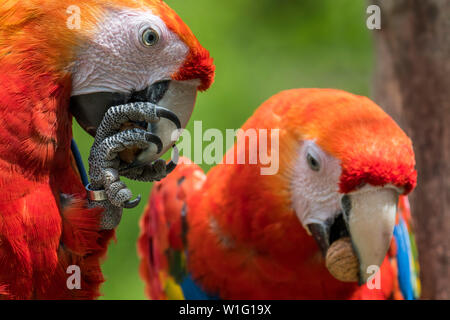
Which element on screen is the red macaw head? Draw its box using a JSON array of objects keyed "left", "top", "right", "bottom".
[
  {"left": 67, "top": 0, "right": 215, "bottom": 161},
  {"left": 1, "top": 0, "right": 214, "bottom": 165},
  {"left": 246, "top": 88, "right": 417, "bottom": 284}
]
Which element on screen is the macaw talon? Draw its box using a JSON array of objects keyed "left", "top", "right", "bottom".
[
  {"left": 123, "top": 194, "right": 142, "bottom": 209},
  {"left": 118, "top": 146, "right": 179, "bottom": 182},
  {"left": 145, "top": 132, "right": 163, "bottom": 154},
  {"left": 119, "top": 109, "right": 181, "bottom": 171},
  {"left": 155, "top": 106, "right": 182, "bottom": 130},
  {"left": 88, "top": 128, "right": 157, "bottom": 210},
  {"left": 88, "top": 180, "right": 138, "bottom": 210},
  {"left": 166, "top": 145, "right": 179, "bottom": 174},
  {"left": 95, "top": 102, "right": 161, "bottom": 140},
  {"left": 97, "top": 128, "right": 157, "bottom": 162}
]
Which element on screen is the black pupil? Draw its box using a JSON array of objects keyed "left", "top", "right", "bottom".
[
  {"left": 146, "top": 32, "right": 155, "bottom": 43},
  {"left": 308, "top": 154, "right": 319, "bottom": 169}
]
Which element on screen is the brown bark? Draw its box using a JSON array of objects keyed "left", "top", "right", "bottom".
[{"left": 371, "top": 0, "right": 450, "bottom": 299}]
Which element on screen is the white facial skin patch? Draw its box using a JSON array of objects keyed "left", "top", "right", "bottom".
[
  {"left": 71, "top": 8, "right": 189, "bottom": 96},
  {"left": 291, "top": 140, "right": 342, "bottom": 229}
]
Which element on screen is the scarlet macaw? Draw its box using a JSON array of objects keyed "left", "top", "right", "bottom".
[
  {"left": 138, "top": 88, "right": 420, "bottom": 300},
  {"left": 0, "top": 0, "right": 214, "bottom": 299}
]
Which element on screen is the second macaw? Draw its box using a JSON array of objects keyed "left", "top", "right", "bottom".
[{"left": 138, "top": 88, "right": 420, "bottom": 300}]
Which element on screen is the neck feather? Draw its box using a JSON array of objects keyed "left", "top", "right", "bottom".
[{"left": 0, "top": 61, "right": 73, "bottom": 178}]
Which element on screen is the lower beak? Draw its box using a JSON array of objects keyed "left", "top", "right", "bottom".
[
  {"left": 69, "top": 81, "right": 171, "bottom": 137},
  {"left": 69, "top": 80, "right": 198, "bottom": 168},
  {"left": 342, "top": 188, "right": 398, "bottom": 284}
]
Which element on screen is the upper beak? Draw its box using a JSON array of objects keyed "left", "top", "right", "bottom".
[
  {"left": 342, "top": 187, "right": 399, "bottom": 284},
  {"left": 308, "top": 186, "right": 399, "bottom": 285},
  {"left": 69, "top": 80, "right": 198, "bottom": 168},
  {"left": 134, "top": 80, "right": 198, "bottom": 167}
]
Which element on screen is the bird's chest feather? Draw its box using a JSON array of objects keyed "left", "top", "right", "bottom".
[{"left": 0, "top": 181, "right": 63, "bottom": 299}]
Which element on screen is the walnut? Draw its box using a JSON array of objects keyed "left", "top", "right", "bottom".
[{"left": 325, "top": 237, "right": 359, "bottom": 282}]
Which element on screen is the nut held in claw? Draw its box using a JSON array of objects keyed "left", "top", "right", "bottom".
[{"left": 325, "top": 237, "right": 360, "bottom": 282}]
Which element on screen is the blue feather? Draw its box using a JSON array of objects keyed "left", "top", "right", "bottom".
[
  {"left": 71, "top": 139, "right": 89, "bottom": 187},
  {"left": 181, "top": 274, "right": 219, "bottom": 300},
  {"left": 393, "top": 215, "right": 416, "bottom": 300}
]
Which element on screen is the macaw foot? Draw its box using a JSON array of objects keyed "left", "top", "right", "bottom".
[
  {"left": 88, "top": 102, "right": 180, "bottom": 230},
  {"left": 119, "top": 145, "right": 179, "bottom": 182}
]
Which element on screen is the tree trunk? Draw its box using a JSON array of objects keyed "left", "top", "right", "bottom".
[{"left": 372, "top": 0, "right": 450, "bottom": 299}]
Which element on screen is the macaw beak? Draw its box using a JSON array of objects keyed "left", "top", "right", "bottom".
[
  {"left": 69, "top": 80, "right": 198, "bottom": 168},
  {"left": 342, "top": 187, "right": 399, "bottom": 284},
  {"left": 132, "top": 80, "right": 198, "bottom": 168},
  {"left": 70, "top": 81, "right": 171, "bottom": 137},
  {"left": 308, "top": 186, "right": 399, "bottom": 285}
]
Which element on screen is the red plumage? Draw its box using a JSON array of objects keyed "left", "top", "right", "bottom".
[
  {"left": 138, "top": 89, "right": 417, "bottom": 300},
  {"left": 0, "top": 57, "right": 114, "bottom": 300},
  {"left": 139, "top": 161, "right": 403, "bottom": 299},
  {"left": 138, "top": 159, "right": 205, "bottom": 299}
]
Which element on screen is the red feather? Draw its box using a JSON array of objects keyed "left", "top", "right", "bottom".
[
  {"left": 0, "top": 56, "right": 113, "bottom": 300},
  {"left": 139, "top": 89, "right": 417, "bottom": 300},
  {"left": 138, "top": 158, "right": 206, "bottom": 299}
]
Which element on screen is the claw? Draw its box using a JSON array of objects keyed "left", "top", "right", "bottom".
[
  {"left": 156, "top": 106, "right": 182, "bottom": 129},
  {"left": 166, "top": 145, "right": 179, "bottom": 174},
  {"left": 145, "top": 132, "right": 163, "bottom": 154},
  {"left": 123, "top": 194, "right": 142, "bottom": 209}
]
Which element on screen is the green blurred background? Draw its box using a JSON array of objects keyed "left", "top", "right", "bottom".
[{"left": 73, "top": 0, "right": 373, "bottom": 299}]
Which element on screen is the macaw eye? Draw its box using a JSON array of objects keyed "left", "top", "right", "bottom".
[
  {"left": 307, "top": 153, "right": 321, "bottom": 171},
  {"left": 142, "top": 28, "right": 159, "bottom": 47}
]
